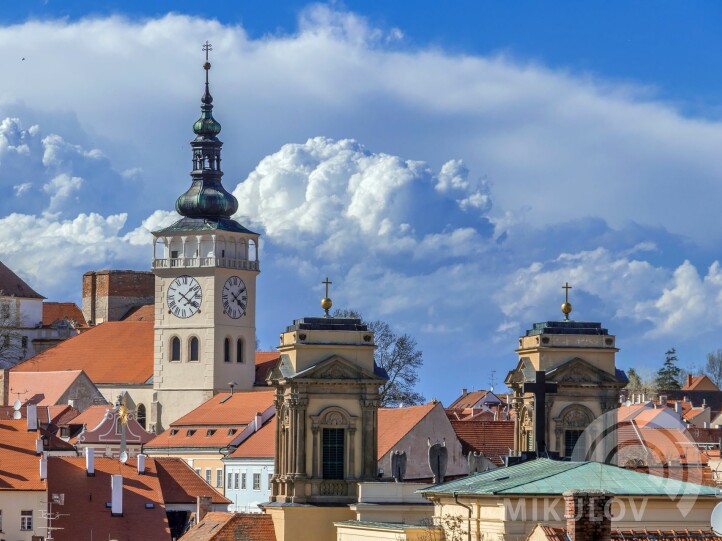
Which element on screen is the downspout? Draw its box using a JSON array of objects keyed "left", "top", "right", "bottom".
[{"left": 453, "top": 492, "right": 472, "bottom": 541}]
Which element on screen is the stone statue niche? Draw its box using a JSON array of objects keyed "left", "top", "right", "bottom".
[
  {"left": 428, "top": 438, "right": 448, "bottom": 485},
  {"left": 391, "top": 450, "right": 407, "bottom": 482},
  {"left": 468, "top": 451, "right": 496, "bottom": 474}
]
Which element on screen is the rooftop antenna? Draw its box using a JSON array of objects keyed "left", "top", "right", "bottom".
[
  {"left": 12, "top": 396, "right": 22, "bottom": 419},
  {"left": 490, "top": 369, "right": 496, "bottom": 393},
  {"left": 39, "top": 494, "right": 67, "bottom": 540}
]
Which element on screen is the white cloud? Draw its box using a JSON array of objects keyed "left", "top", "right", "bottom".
[{"left": 43, "top": 173, "right": 83, "bottom": 211}]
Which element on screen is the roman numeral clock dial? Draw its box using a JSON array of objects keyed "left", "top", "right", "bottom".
[
  {"left": 167, "top": 275, "right": 202, "bottom": 319},
  {"left": 222, "top": 276, "right": 247, "bottom": 319}
]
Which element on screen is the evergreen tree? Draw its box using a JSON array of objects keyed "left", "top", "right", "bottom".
[{"left": 656, "top": 348, "right": 682, "bottom": 390}]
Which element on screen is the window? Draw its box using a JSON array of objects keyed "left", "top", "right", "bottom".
[
  {"left": 21, "top": 336, "right": 27, "bottom": 349},
  {"left": 268, "top": 473, "right": 273, "bottom": 489},
  {"left": 205, "top": 469, "right": 212, "bottom": 484},
  {"left": 216, "top": 469, "right": 223, "bottom": 488},
  {"left": 322, "top": 428, "right": 345, "bottom": 480},
  {"left": 206, "top": 429, "right": 216, "bottom": 437},
  {"left": 0, "top": 304, "right": 9, "bottom": 319},
  {"left": 241, "top": 473, "right": 247, "bottom": 490},
  {"left": 565, "top": 430, "right": 585, "bottom": 459},
  {"left": 234, "top": 473, "right": 240, "bottom": 490},
  {"left": 195, "top": 468, "right": 201, "bottom": 476},
  {"left": 236, "top": 338, "right": 243, "bottom": 363},
  {"left": 224, "top": 338, "right": 231, "bottom": 363},
  {"left": 253, "top": 473, "right": 261, "bottom": 490},
  {"left": 171, "top": 337, "right": 181, "bottom": 361},
  {"left": 227, "top": 472, "right": 233, "bottom": 489},
  {"left": 190, "top": 337, "right": 199, "bottom": 361},
  {"left": 0, "top": 509, "right": 3, "bottom": 531},
  {"left": 171, "top": 250, "right": 179, "bottom": 259},
  {"left": 136, "top": 404, "right": 146, "bottom": 429},
  {"left": 20, "top": 510, "right": 32, "bottom": 531}
]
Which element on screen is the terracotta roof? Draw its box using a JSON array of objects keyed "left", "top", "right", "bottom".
[
  {"left": 9, "top": 369, "right": 87, "bottom": 406},
  {"left": 0, "top": 419, "right": 46, "bottom": 490},
  {"left": 0, "top": 404, "right": 80, "bottom": 426},
  {"left": 255, "top": 351, "right": 280, "bottom": 385},
  {"left": 182, "top": 512, "right": 277, "bottom": 541},
  {"left": 229, "top": 416, "right": 276, "bottom": 458},
  {"left": 378, "top": 402, "right": 437, "bottom": 458},
  {"left": 42, "top": 302, "right": 87, "bottom": 327},
  {"left": 50, "top": 404, "right": 81, "bottom": 426},
  {"left": 448, "top": 390, "right": 488, "bottom": 410},
  {"left": 65, "top": 404, "right": 110, "bottom": 429},
  {"left": 121, "top": 304, "right": 154, "bottom": 321},
  {"left": 683, "top": 375, "right": 720, "bottom": 392},
  {"left": 155, "top": 457, "right": 231, "bottom": 505},
  {"left": 540, "top": 526, "right": 722, "bottom": 540},
  {"left": 170, "top": 390, "right": 275, "bottom": 427},
  {"left": 11, "top": 321, "right": 154, "bottom": 384},
  {"left": 47, "top": 456, "right": 171, "bottom": 541},
  {"left": 449, "top": 419, "right": 515, "bottom": 465},
  {"left": 0, "top": 260, "right": 43, "bottom": 299}
]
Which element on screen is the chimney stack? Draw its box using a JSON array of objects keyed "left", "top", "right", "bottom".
[
  {"left": 39, "top": 456, "right": 47, "bottom": 480},
  {"left": 35, "top": 438, "right": 43, "bottom": 455},
  {"left": 0, "top": 369, "right": 8, "bottom": 406},
  {"left": 688, "top": 374, "right": 693, "bottom": 387},
  {"left": 675, "top": 402, "right": 682, "bottom": 414},
  {"left": 111, "top": 475, "right": 123, "bottom": 516},
  {"left": 255, "top": 412, "right": 263, "bottom": 432},
  {"left": 137, "top": 453, "right": 146, "bottom": 475},
  {"left": 196, "top": 495, "right": 212, "bottom": 523},
  {"left": 26, "top": 404, "right": 38, "bottom": 431},
  {"left": 564, "top": 490, "right": 612, "bottom": 541},
  {"left": 85, "top": 447, "right": 95, "bottom": 477},
  {"left": 462, "top": 388, "right": 468, "bottom": 395}
]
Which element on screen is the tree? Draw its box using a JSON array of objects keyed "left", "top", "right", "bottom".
[
  {"left": 655, "top": 348, "right": 682, "bottom": 391},
  {"left": 624, "top": 367, "right": 657, "bottom": 400},
  {"left": 334, "top": 309, "right": 425, "bottom": 407},
  {"left": 0, "top": 299, "right": 23, "bottom": 369},
  {"left": 705, "top": 349, "right": 722, "bottom": 388}
]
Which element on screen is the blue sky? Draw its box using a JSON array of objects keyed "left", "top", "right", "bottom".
[{"left": 1, "top": 2, "right": 722, "bottom": 402}]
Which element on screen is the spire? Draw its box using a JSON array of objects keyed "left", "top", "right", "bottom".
[{"left": 176, "top": 41, "right": 238, "bottom": 219}]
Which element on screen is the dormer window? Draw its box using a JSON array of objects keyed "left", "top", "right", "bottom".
[
  {"left": 186, "top": 429, "right": 196, "bottom": 437},
  {"left": 227, "top": 428, "right": 237, "bottom": 436},
  {"left": 206, "top": 429, "right": 216, "bottom": 437},
  {"left": 170, "top": 429, "right": 179, "bottom": 436}
]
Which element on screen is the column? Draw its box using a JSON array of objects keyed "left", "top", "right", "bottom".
[
  {"left": 311, "top": 426, "right": 319, "bottom": 478},
  {"left": 295, "top": 398, "right": 308, "bottom": 475}
]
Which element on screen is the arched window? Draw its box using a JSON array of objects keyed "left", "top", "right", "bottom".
[
  {"left": 137, "top": 404, "right": 147, "bottom": 429},
  {"left": 171, "top": 337, "right": 181, "bottom": 361},
  {"left": 190, "top": 337, "right": 200, "bottom": 361},
  {"left": 224, "top": 338, "right": 231, "bottom": 363},
  {"left": 236, "top": 338, "right": 244, "bottom": 363}
]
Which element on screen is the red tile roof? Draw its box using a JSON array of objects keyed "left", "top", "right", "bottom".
[
  {"left": 47, "top": 456, "right": 171, "bottom": 541},
  {"left": 121, "top": 304, "right": 154, "bottom": 321},
  {"left": 448, "top": 390, "right": 488, "bottom": 410},
  {"left": 0, "top": 419, "right": 46, "bottom": 490},
  {"left": 541, "top": 526, "right": 722, "bottom": 540},
  {"left": 12, "top": 321, "right": 155, "bottom": 384},
  {"left": 155, "top": 457, "right": 231, "bottom": 505},
  {"left": 181, "top": 512, "right": 277, "bottom": 541},
  {"left": 0, "top": 260, "right": 43, "bottom": 299},
  {"left": 66, "top": 404, "right": 110, "bottom": 429},
  {"left": 229, "top": 416, "right": 276, "bottom": 459},
  {"left": 9, "top": 369, "right": 87, "bottom": 406},
  {"left": 683, "top": 375, "right": 720, "bottom": 392},
  {"left": 377, "top": 402, "right": 437, "bottom": 459},
  {"left": 255, "top": 351, "right": 280, "bottom": 385},
  {"left": 449, "top": 419, "right": 515, "bottom": 465},
  {"left": 42, "top": 302, "right": 87, "bottom": 327}
]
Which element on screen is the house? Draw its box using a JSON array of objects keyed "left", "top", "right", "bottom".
[
  {"left": 683, "top": 375, "right": 720, "bottom": 392},
  {"left": 447, "top": 388, "right": 513, "bottom": 421},
  {"left": 449, "top": 419, "right": 515, "bottom": 466},
  {"left": 144, "top": 389, "right": 276, "bottom": 495},
  {"left": 5, "top": 368, "right": 105, "bottom": 411},
  {"left": 181, "top": 512, "right": 277, "bottom": 541}
]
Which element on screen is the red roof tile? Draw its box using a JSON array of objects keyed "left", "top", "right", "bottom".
[
  {"left": 0, "top": 419, "right": 46, "bottom": 490},
  {"left": 540, "top": 526, "right": 722, "bottom": 540},
  {"left": 42, "top": 302, "right": 87, "bottom": 327},
  {"left": 181, "top": 512, "right": 277, "bottom": 541},
  {"left": 683, "top": 375, "right": 720, "bottom": 392},
  {"left": 66, "top": 404, "right": 110, "bottom": 429},
  {"left": 449, "top": 419, "right": 515, "bottom": 465},
  {"left": 121, "top": 304, "right": 154, "bottom": 321},
  {"left": 170, "top": 390, "right": 275, "bottom": 427},
  {"left": 255, "top": 351, "right": 280, "bottom": 385},
  {"left": 9, "top": 369, "right": 88, "bottom": 406},
  {"left": 12, "top": 321, "right": 155, "bottom": 384},
  {"left": 378, "top": 402, "right": 437, "bottom": 459},
  {"left": 47, "top": 456, "right": 171, "bottom": 541},
  {"left": 448, "top": 390, "right": 488, "bottom": 410},
  {"left": 155, "top": 457, "right": 230, "bottom": 505},
  {"left": 229, "top": 416, "right": 276, "bottom": 459},
  {"left": 0, "top": 260, "right": 43, "bottom": 299}
]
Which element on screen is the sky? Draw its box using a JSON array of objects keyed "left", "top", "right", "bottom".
[{"left": 1, "top": 2, "right": 722, "bottom": 402}]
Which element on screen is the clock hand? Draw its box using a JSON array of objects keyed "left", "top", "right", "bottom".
[{"left": 178, "top": 290, "right": 193, "bottom": 305}]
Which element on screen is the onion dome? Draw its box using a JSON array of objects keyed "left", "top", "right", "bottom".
[{"left": 176, "top": 42, "right": 238, "bottom": 219}]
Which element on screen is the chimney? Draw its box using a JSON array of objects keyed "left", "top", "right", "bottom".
[
  {"left": 26, "top": 404, "right": 38, "bottom": 431},
  {"left": 659, "top": 395, "right": 667, "bottom": 407},
  {"left": 39, "top": 456, "right": 47, "bottom": 480},
  {"left": 35, "top": 438, "right": 43, "bottom": 455},
  {"left": 85, "top": 447, "right": 95, "bottom": 477},
  {"left": 462, "top": 388, "right": 468, "bottom": 395},
  {"left": 564, "top": 490, "right": 612, "bottom": 541},
  {"left": 196, "top": 495, "right": 212, "bottom": 523},
  {"left": 111, "top": 475, "right": 123, "bottom": 516},
  {"left": 255, "top": 412, "right": 263, "bottom": 432},
  {"left": 137, "top": 453, "right": 146, "bottom": 475},
  {"left": 0, "top": 369, "right": 8, "bottom": 406},
  {"left": 675, "top": 402, "right": 682, "bottom": 414}
]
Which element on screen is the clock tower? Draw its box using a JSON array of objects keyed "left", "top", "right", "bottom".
[{"left": 149, "top": 43, "right": 260, "bottom": 432}]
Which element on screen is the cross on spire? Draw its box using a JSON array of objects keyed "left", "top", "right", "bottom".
[
  {"left": 561, "top": 282, "right": 573, "bottom": 320},
  {"left": 202, "top": 41, "right": 213, "bottom": 85},
  {"left": 202, "top": 40, "right": 213, "bottom": 61},
  {"left": 562, "top": 282, "right": 572, "bottom": 303},
  {"left": 321, "top": 277, "right": 333, "bottom": 317},
  {"left": 322, "top": 277, "right": 332, "bottom": 298},
  {"left": 522, "top": 370, "right": 558, "bottom": 457}
]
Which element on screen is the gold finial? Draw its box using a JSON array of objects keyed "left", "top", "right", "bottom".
[
  {"left": 561, "top": 282, "right": 572, "bottom": 320},
  {"left": 321, "top": 277, "right": 333, "bottom": 317}
]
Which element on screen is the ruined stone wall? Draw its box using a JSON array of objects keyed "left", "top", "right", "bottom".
[{"left": 82, "top": 270, "right": 154, "bottom": 324}]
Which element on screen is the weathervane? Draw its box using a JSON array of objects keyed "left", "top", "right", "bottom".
[
  {"left": 561, "top": 282, "right": 573, "bottom": 321},
  {"left": 321, "top": 277, "right": 333, "bottom": 317}
]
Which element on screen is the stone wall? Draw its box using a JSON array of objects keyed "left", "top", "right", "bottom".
[{"left": 82, "top": 270, "right": 154, "bottom": 324}]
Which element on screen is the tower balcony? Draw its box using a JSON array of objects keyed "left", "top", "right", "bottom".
[{"left": 152, "top": 256, "right": 260, "bottom": 271}]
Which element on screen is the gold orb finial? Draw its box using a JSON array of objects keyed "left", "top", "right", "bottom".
[
  {"left": 321, "top": 277, "right": 333, "bottom": 317},
  {"left": 561, "top": 282, "right": 573, "bottom": 320}
]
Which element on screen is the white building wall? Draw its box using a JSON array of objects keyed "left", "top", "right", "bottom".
[
  {"left": 223, "top": 457, "right": 273, "bottom": 513},
  {"left": 0, "top": 490, "right": 47, "bottom": 541}
]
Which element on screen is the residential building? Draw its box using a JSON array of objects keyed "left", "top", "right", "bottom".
[
  {"left": 6, "top": 368, "right": 104, "bottom": 411},
  {"left": 181, "top": 512, "right": 277, "bottom": 541}
]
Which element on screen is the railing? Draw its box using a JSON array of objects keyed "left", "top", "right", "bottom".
[
  {"left": 152, "top": 258, "right": 260, "bottom": 271},
  {"left": 320, "top": 480, "right": 348, "bottom": 497}
]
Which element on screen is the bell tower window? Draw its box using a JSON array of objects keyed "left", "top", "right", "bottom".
[
  {"left": 189, "top": 337, "right": 200, "bottom": 361},
  {"left": 224, "top": 338, "right": 231, "bottom": 363},
  {"left": 171, "top": 337, "right": 181, "bottom": 362},
  {"left": 236, "top": 338, "right": 244, "bottom": 363}
]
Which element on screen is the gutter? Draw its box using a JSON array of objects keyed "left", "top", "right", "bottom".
[{"left": 453, "top": 491, "right": 472, "bottom": 541}]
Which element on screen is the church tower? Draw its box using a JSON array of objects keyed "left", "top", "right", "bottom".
[
  {"left": 505, "top": 284, "right": 627, "bottom": 462},
  {"left": 149, "top": 43, "right": 260, "bottom": 432}
]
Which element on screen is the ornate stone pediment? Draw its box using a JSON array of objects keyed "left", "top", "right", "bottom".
[
  {"left": 547, "top": 357, "right": 622, "bottom": 386},
  {"left": 505, "top": 358, "right": 536, "bottom": 387},
  {"left": 294, "top": 355, "right": 382, "bottom": 382}
]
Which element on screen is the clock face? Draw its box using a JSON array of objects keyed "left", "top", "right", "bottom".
[
  {"left": 167, "top": 275, "right": 202, "bottom": 319},
  {"left": 222, "top": 276, "right": 247, "bottom": 319}
]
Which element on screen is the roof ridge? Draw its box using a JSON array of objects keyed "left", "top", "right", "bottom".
[{"left": 492, "top": 459, "right": 586, "bottom": 494}]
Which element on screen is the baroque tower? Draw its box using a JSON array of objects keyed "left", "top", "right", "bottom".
[{"left": 149, "top": 43, "right": 260, "bottom": 432}]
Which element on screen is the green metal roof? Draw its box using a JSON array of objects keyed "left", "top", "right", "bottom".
[
  {"left": 154, "top": 216, "right": 257, "bottom": 235},
  {"left": 418, "top": 458, "right": 719, "bottom": 497}
]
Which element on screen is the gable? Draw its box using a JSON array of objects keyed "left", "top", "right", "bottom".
[
  {"left": 547, "top": 357, "right": 623, "bottom": 385},
  {"left": 286, "top": 354, "right": 384, "bottom": 382}
]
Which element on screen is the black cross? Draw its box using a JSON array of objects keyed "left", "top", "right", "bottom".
[{"left": 522, "top": 370, "right": 558, "bottom": 456}]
